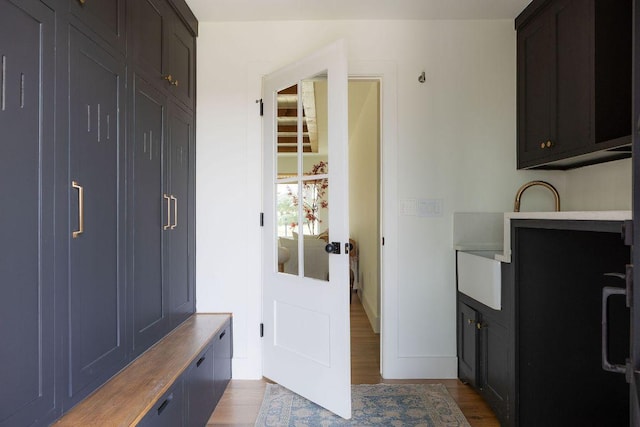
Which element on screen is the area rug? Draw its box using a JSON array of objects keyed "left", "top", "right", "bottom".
[{"left": 254, "top": 383, "right": 471, "bottom": 426}]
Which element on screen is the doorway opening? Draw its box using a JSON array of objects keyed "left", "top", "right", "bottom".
[{"left": 348, "top": 78, "right": 381, "bottom": 384}]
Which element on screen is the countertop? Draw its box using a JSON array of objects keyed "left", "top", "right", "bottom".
[
  {"left": 495, "top": 210, "right": 631, "bottom": 262},
  {"left": 454, "top": 211, "right": 631, "bottom": 263}
]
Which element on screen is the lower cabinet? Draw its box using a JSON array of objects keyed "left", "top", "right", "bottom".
[
  {"left": 457, "top": 300, "right": 510, "bottom": 425},
  {"left": 138, "top": 379, "right": 185, "bottom": 427},
  {"left": 186, "top": 343, "right": 215, "bottom": 427},
  {"left": 214, "top": 319, "right": 233, "bottom": 406}
]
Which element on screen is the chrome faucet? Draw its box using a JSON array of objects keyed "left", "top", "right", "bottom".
[{"left": 514, "top": 181, "right": 560, "bottom": 212}]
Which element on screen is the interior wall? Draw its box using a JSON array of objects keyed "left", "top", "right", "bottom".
[
  {"left": 348, "top": 80, "right": 380, "bottom": 332},
  {"left": 562, "top": 158, "right": 631, "bottom": 211},
  {"left": 194, "top": 18, "right": 630, "bottom": 379}
]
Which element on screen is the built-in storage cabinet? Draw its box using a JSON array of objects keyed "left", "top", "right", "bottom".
[
  {"left": 516, "top": 0, "right": 632, "bottom": 169},
  {"left": 69, "top": 0, "right": 126, "bottom": 54},
  {"left": 0, "top": 1, "right": 56, "bottom": 425},
  {"left": 457, "top": 303, "right": 478, "bottom": 388},
  {"left": 457, "top": 253, "right": 512, "bottom": 425},
  {"left": 66, "top": 26, "right": 127, "bottom": 407},
  {"left": 132, "top": 0, "right": 196, "bottom": 111},
  {"left": 167, "top": 101, "right": 195, "bottom": 325},
  {"left": 2, "top": 0, "right": 199, "bottom": 425},
  {"left": 138, "top": 378, "right": 186, "bottom": 427},
  {"left": 214, "top": 319, "right": 233, "bottom": 406},
  {"left": 186, "top": 343, "right": 215, "bottom": 427}
]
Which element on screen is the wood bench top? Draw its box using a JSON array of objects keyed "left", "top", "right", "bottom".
[{"left": 53, "top": 313, "right": 231, "bottom": 427}]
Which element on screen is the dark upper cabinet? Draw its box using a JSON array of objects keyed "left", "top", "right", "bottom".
[
  {"left": 167, "top": 100, "right": 195, "bottom": 326},
  {"left": 69, "top": 0, "right": 126, "bottom": 54},
  {"left": 130, "top": 75, "right": 171, "bottom": 357},
  {"left": 66, "top": 26, "right": 127, "bottom": 407},
  {"left": 131, "top": 0, "right": 196, "bottom": 110},
  {"left": 0, "top": 1, "right": 57, "bottom": 425},
  {"left": 516, "top": 0, "right": 632, "bottom": 169}
]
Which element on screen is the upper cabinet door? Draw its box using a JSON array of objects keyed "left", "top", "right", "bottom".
[
  {"left": 0, "top": 1, "right": 57, "bottom": 426},
  {"left": 166, "top": 9, "right": 195, "bottom": 109},
  {"left": 70, "top": 0, "right": 126, "bottom": 54},
  {"left": 131, "top": 0, "right": 196, "bottom": 110},
  {"left": 67, "top": 27, "right": 127, "bottom": 408}
]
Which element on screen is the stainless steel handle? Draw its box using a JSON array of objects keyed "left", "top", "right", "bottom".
[
  {"left": 170, "top": 195, "right": 177, "bottom": 229},
  {"left": 163, "top": 194, "right": 171, "bottom": 230},
  {"left": 72, "top": 181, "right": 84, "bottom": 238},
  {"left": 602, "top": 286, "right": 626, "bottom": 374}
]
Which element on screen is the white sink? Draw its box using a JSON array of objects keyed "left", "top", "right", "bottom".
[{"left": 457, "top": 251, "right": 501, "bottom": 310}]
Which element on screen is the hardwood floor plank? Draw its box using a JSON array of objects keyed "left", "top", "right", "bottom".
[{"left": 208, "top": 293, "right": 499, "bottom": 426}]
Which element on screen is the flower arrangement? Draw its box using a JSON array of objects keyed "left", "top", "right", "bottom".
[{"left": 287, "top": 160, "right": 328, "bottom": 235}]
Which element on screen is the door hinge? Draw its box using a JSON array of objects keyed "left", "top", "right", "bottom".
[
  {"left": 382, "top": 237, "right": 385, "bottom": 246},
  {"left": 260, "top": 212, "right": 264, "bottom": 227},
  {"left": 257, "top": 99, "right": 264, "bottom": 116},
  {"left": 260, "top": 323, "right": 264, "bottom": 337},
  {"left": 622, "top": 220, "right": 633, "bottom": 246}
]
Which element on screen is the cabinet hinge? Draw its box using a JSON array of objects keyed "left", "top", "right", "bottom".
[
  {"left": 622, "top": 220, "right": 633, "bottom": 246},
  {"left": 260, "top": 212, "right": 264, "bottom": 227},
  {"left": 260, "top": 323, "right": 264, "bottom": 337}
]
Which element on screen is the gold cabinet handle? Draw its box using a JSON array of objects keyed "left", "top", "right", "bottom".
[
  {"left": 540, "top": 140, "right": 554, "bottom": 149},
  {"left": 163, "top": 74, "right": 179, "bottom": 87},
  {"left": 163, "top": 194, "right": 171, "bottom": 230},
  {"left": 170, "top": 195, "right": 177, "bottom": 229},
  {"left": 72, "top": 181, "right": 84, "bottom": 238},
  {"left": 78, "top": 0, "right": 86, "bottom": 4}
]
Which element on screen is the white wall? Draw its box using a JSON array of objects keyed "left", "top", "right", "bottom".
[
  {"left": 195, "top": 19, "right": 631, "bottom": 379},
  {"left": 348, "top": 81, "right": 380, "bottom": 331}
]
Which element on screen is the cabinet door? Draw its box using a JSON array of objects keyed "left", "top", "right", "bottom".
[
  {"left": 457, "top": 303, "right": 478, "bottom": 387},
  {"left": 166, "top": 7, "right": 195, "bottom": 109},
  {"left": 186, "top": 343, "right": 215, "bottom": 427},
  {"left": 214, "top": 321, "right": 232, "bottom": 405},
  {"left": 0, "top": 1, "right": 56, "bottom": 425},
  {"left": 69, "top": 0, "right": 126, "bottom": 53},
  {"left": 138, "top": 378, "right": 185, "bottom": 427},
  {"left": 167, "top": 101, "right": 195, "bottom": 326},
  {"left": 479, "top": 319, "right": 509, "bottom": 422},
  {"left": 131, "top": 0, "right": 169, "bottom": 83},
  {"left": 67, "top": 26, "right": 126, "bottom": 406},
  {"left": 517, "top": 7, "right": 556, "bottom": 166},
  {"left": 130, "top": 75, "right": 170, "bottom": 357}
]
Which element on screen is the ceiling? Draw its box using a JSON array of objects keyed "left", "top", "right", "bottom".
[{"left": 185, "top": 0, "right": 533, "bottom": 22}]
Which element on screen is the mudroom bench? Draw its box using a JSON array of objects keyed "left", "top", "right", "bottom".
[{"left": 54, "top": 314, "right": 232, "bottom": 427}]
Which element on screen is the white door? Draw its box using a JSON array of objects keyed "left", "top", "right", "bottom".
[{"left": 262, "top": 40, "right": 351, "bottom": 419}]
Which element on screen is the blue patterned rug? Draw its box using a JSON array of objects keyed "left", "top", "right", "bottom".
[{"left": 254, "top": 383, "right": 471, "bottom": 426}]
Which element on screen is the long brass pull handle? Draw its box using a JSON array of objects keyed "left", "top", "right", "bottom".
[
  {"left": 170, "top": 195, "right": 177, "bottom": 229},
  {"left": 72, "top": 181, "right": 84, "bottom": 238},
  {"left": 163, "top": 194, "right": 171, "bottom": 230}
]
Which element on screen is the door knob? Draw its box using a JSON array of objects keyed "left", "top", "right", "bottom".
[{"left": 325, "top": 242, "right": 341, "bottom": 254}]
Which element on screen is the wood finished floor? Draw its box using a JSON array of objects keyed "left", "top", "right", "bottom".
[{"left": 208, "top": 292, "right": 499, "bottom": 426}]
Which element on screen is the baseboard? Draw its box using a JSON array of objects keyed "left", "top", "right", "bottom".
[
  {"left": 359, "top": 292, "right": 380, "bottom": 333},
  {"left": 381, "top": 356, "right": 458, "bottom": 379}
]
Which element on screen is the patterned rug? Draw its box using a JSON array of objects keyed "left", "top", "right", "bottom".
[{"left": 254, "top": 383, "right": 471, "bottom": 426}]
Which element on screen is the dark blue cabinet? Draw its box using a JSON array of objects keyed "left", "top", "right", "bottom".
[
  {"left": 167, "top": 101, "right": 195, "bottom": 326},
  {"left": 214, "top": 320, "right": 233, "bottom": 406},
  {"left": 0, "top": 0, "right": 57, "bottom": 425},
  {"left": 69, "top": 0, "right": 126, "bottom": 54},
  {"left": 186, "top": 343, "right": 215, "bottom": 427},
  {"left": 138, "top": 379, "right": 186, "bottom": 427},
  {"left": 66, "top": 26, "right": 127, "bottom": 408},
  {"left": 130, "top": 75, "right": 171, "bottom": 357}
]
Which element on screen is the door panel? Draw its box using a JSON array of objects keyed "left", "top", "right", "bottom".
[
  {"left": 263, "top": 40, "right": 351, "bottom": 419},
  {"left": 132, "top": 0, "right": 167, "bottom": 80},
  {"left": 131, "top": 75, "right": 169, "bottom": 356},
  {"left": 70, "top": 0, "right": 125, "bottom": 53},
  {"left": 0, "top": 0, "right": 56, "bottom": 425},
  {"left": 167, "top": 10, "right": 195, "bottom": 108},
  {"left": 68, "top": 27, "right": 126, "bottom": 405},
  {"left": 167, "top": 101, "right": 194, "bottom": 325}
]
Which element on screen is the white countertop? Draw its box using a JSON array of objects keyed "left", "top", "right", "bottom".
[{"left": 495, "top": 210, "right": 631, "bottom": 262}]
